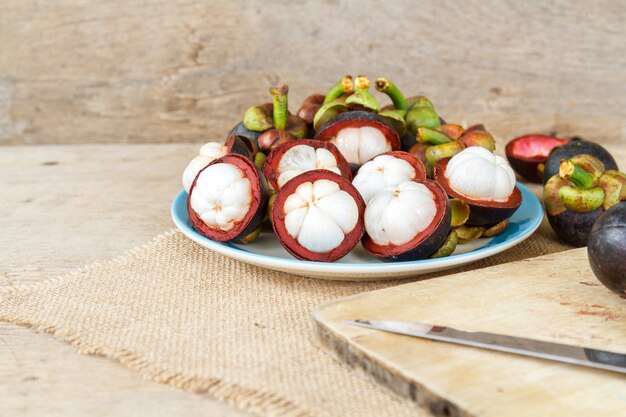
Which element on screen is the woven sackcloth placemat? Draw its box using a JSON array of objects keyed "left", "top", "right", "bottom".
[{"left": 0, "top": 217, "right": 571, "bottom": 417}]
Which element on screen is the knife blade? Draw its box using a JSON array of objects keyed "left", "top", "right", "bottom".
[{"left": 343, "top": 319, "right": 626, "bottom": 375}]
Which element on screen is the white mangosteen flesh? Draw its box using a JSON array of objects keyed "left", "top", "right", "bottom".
[
  {"left": 365, "top": 182, "right": 437, "bottom": 246},
  {"left": 445, "top": 146, "right": 516, "bottom": 202},
  {"left": 182, "top": 142, "right": 226, "bottom": 192},
  {"left": 190, "top": 163, "right": 252, "bottom": 232},
  {"left": 331, "top": 126, "right": 392, "bottom": 165},
  {"left": 352, "top": 154, "right": 416, "bottom": 204},
  {"left": 277, "top": 145, "right": 341, "bottom": 188},
  {"left": 283, "top": 179, "right": 359, "bottom": 253}
]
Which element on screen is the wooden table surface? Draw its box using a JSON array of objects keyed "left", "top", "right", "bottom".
[
  {"left": 1, "top": 142, "right": 624, "bottom": 416},
  {"left": 0, "top": 144, "right": 251, "bottom": 417}
]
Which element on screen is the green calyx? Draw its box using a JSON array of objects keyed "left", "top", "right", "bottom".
[
  {"left": 238, "top": 226, "right": 262, "bottom": 244},
  {"left": 243, "top": 103, "right": 274, "bottom": 132},
  {"left": 406, "top": 106, "right": 441, "bottom": 135},
  {"left": 597, "top": 170, "right": 626, "bottom": 210},
  {"left": 375, "top": 78, "right": 408, "bottom": 111},
  {"left": 323, "top": 75, "right": 354, "bottom": 104},
  {"left": 418, "top": 127, "right": 452, "bottom": 145},
  {"left": 345, "top": 75, "right": 380, "bottom": 112},
  {"left": 439, "top": 124, "right": 465, "bottom": 140},
  {"left": 458, "top": 130, "right": 496, "bottom": 152},
  {"left": 543, "top": 175, "right": 569, "bottom": 216},
  {"left": 254, "top": 152, "right": 267, "bottom": 170},
  {"left": 378, "top": 108, "right": 407, "bottom": 136},
  {"left": 406, "top": 96, "right": 434, "bottom": 110},
  {"left": 270, "top": 85, "right": 289, "bottom": 130},
  {"left": 425, "top": 141, "right": 465, "bottom": 165},
  {"left": 456, "top": 225, "right": 483, "bottom": 243},
  {"left": 430, "top": 231, "right": 458, "bottom": 258},
  {"left": 312, "top": 97, "right": 349, "bottom": 130},
  {"left": 450, "top": 198, "right": 470, "bottom": 227},
  {"left": 557, "top": 186, "right": 605, "bottom": 213},
  {"left": 482, "top": 219, "right": 509, "bottom": 237},
  {"left": 570, "top": 154, "right": 605, "bottom": 180}
]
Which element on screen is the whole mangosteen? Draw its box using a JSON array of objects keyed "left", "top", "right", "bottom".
[{"left": 588, "top": 202, "right": 626, "bottom": 298}]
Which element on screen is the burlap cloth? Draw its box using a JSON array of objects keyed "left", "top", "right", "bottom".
[{"left": 0, "top": 217, "right": 570, "bottom": 416}]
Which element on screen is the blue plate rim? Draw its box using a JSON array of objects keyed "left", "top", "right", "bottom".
[{"left": 171, "top": 182, "right": 543, "bottom": 274}]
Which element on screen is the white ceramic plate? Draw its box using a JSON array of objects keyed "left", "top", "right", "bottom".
[{"left": 171, "top": 183, "right": 543, "bottom": 280}]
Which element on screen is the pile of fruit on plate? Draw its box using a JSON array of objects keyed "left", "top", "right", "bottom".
[
  {"left": 181, "top": 74, "right": 625, "bottom": 295},
  {"left": 183, "top": 75, "right": 525, "bottom": 263}
]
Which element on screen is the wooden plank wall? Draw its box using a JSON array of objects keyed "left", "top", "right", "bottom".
[{"left": 1, "top": 0, "right": 625, "bottom": 145}]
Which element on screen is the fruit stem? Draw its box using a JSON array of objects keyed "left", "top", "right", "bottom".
[
  {"left": 375, "top": 78, "right": 408, "bottom": 111},
  {"left": 354, "top": 75, "right": 370, "bottom": 91},
  {"left": 559, "top": 159, "right": 595, "bottom": 189},
  {"left": 270, "top": 85, "right": 289, "bottom": 130},
  {"left": 323, "top": 75, "right": 354, "bottom": 104}
]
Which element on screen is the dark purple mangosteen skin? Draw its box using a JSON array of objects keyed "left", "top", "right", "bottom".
[
  {"left": 400, "top": 132, "right": 417, "bottom": 152},
  {"left": 314, "top": 110, "right": 398, "bottom": 141},
  {"left": 547, "top": 207, "right": 603, "bottom": 247},
  {"left": 232, "top": 166, "right": 270, "bottom": 241},
  {"left": 383, "top": 199, "right": 452, "bottom": 262},
  {"left": 227, "top": 121, "right": 262, "bottom": 148},
  {"left": 587, "top": 202, "right": 626, "bottom": 297},
  {"left": 226, "top": 135, "right": 254, "bottom": 161},
  {"left": 466, "top": 203, "right": 520, "bottom": 226},
  {"left": 542, "top": 139, "right": 619, "bottom": 184}
]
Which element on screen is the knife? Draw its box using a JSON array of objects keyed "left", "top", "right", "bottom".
[{"left": 343, "top": 319, "right": 626, "bottom": 375}]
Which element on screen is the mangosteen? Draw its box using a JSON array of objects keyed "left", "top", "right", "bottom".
[
  {"left": 187, "top": 154, "right": 269, "bottom": 243},
  {"left": 227, "top": 121, "right": 262, "bottom": 152},
  {"left": 400, "top": 132, "right": 418, "bottom": 152},
  {"left": 361, "top": 180, "right": 451, "bottom": 261},
  {"left": 270, "top": 170, "right": 365, "bottom": 262},
  {"left": 433, "top": 146, "right": 521, "bottom": 226},
  {"left": 588, "top": 202, "right": 626, "bottom": 298},
  {"left": 351, "top": 151, "right": 427, "bottom": 204},
  {"left": 542, "top": 138, "right": 618, "bottom": 184},
  {"left": 314, "top": 110, "right": 401, "bottom": 173},
  {"left": 182, "top": 135, "right": 254, "bottom": 193},
  {"left": 263, "top": 139, "right": 351, "bottom": 191},
  {"left": 505, "top": 134, "right": 569, "bottom": 183},
  {"left": 297, "top": 94, "right": 325, "bottom": 125},
  {"left": 242, "top": 85, "right": 307, "bottom": 153},
  {"left": 543, "top": 155, "right": 625, "bottom": 247}
]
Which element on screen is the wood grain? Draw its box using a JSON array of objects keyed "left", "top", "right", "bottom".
[
  {"left": 314, "top": 248, "right": 626, "bottom": 417},
  {"left": 1, "top": 0, "right": 625, "bottom": 145},
  {"left": 0, "top": 144, "right": 251, "bottom": 417}
]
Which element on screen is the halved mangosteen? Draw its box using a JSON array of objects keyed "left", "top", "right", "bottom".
[
  {"left": 361, "top": 180, "right": 451, "bottom": 262},
  {"left": 313, "top": 110, "right": 401, "bottom": 173},
  {"left": 352, "top": 151, "right": 427, "bottom": 204},
  {"left": 270, "top": 170, "right": 365, "bottom": 262},
  {"left": 505, "top": 134, "right": 568, "bottom": 183},
  {"left": 187, "top": 154, "right": 269, "bottom": 242},
  {"left": 182, "top": 135, "right": 255, "bottom": 193},
  {"left": 433, "top": 147, "right": 521, "bottom": 226},
  {"left": 263, "top": 139, "right": 351, "bottom": 191}
]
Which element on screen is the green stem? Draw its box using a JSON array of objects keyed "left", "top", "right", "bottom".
[
  {"left": 270, "top": 85, "right": 289, "bottom": 130},
  {"left": 354, "top": 75, "right": 370, "bottom": 91},
  {"left": 323, "top": 75, "right": 353, "bottom": 104},
  {"left": 375, "top": 78, "right": 408, "bottom": 111},
  {"left": 559, "top": 159, "right": 595, "bottom": 189}
]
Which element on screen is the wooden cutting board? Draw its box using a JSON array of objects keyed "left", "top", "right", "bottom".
[{"left": 314, "top": 248, "right": 626, "bottom": 417}]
